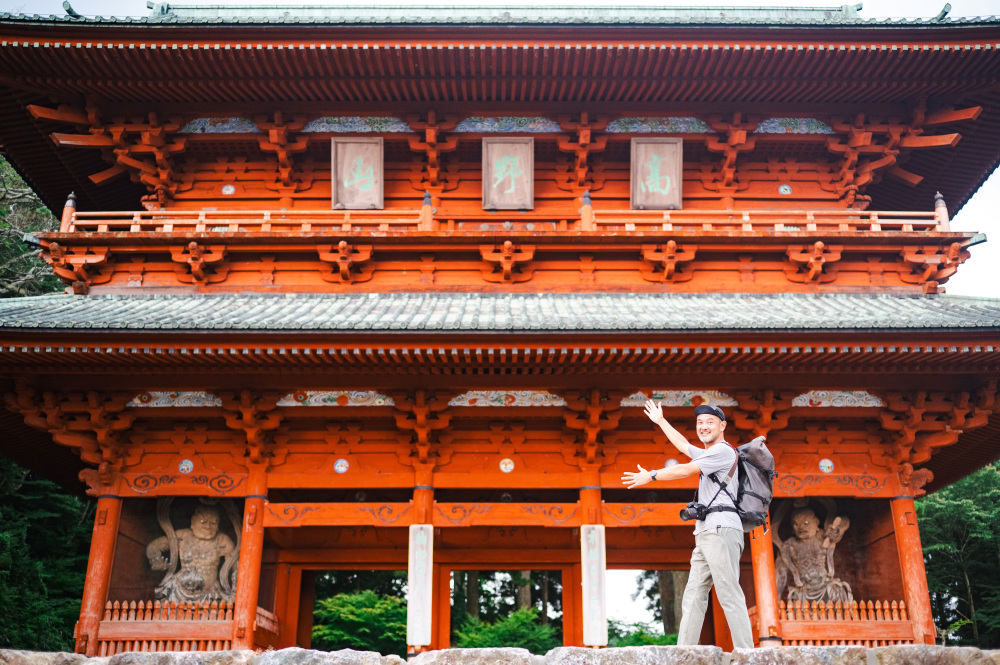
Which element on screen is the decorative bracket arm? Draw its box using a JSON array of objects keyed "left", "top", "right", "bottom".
[
  {"left": 898, "top": 242, "right": 969, "bottom": 291},
  {"left": 640, "top": 241, "right": 697, "bottom": 283},
  {"left": 480, "top": 241, "right": 536, "bottom": 283},
  {"left": 318, "top": 241, "right": 374, "bottom": 284},
  {"left": 785, "top": 241, "right": 843, "bottom": 283},
  {"left": 170, "top": 242, "right": 229, "bottom": 284}
]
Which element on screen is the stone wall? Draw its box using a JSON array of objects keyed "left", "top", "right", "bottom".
[{"left": 4, "top": 645, "right": 1000, "bottom": 665}]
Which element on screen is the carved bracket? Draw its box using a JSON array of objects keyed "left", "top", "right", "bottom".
[
  {"left": 171, "top": 242, "right": 229, "bottom": 284},
  {"left": 640, "top": 241, "right": 696, "bottom": 283},
  {"left": 703, "top": 113, "right": 758, "bottom": 196},
  {"left": 218, "top": 391, "right": 286, "bottom": 466},
  {"left": 318, "top": 241, "right": 374, "bottom": 284},
  {"left": 733, "top": 390, "right": 795, "bottom": 437},
  {"left": 407, "top": 111, "right": 459, "bottom": 192},
  {"left": 898, "top": 242, "right": 969, "bottom": 293},
  {"left": 42, "top": 242, "right": 113, "bottom": 293},
  {"left": 555, "top": 112, "right": 609, "bottom": 192},
  {"left": 560, "top": 388, "right": 623, "bottom": 467},
  {"left": 785, "top": 242, "right": 843, "bottom": 283},
  {"left": 392, "top": 389, "right": 454, "bottom": 465},
  {"left": 480, "top": 241, "right": 536, "bottom": 283},
  {"left": 255, "top": 112, "right": 308, "bottom": 187}
]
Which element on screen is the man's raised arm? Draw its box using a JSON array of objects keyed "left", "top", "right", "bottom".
[{"left": 643, "top": 399, "right": 694, "bottom": 458}]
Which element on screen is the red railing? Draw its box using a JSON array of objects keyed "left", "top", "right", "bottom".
[
  {"left": 751, "top": 600, "right": 917, "bottom": 647},
  {"left": 61, "top": 207, "right": 947, "bottom": 235},
  {"left": 94, "top": 600, "right": 278, "bottom": 655}
]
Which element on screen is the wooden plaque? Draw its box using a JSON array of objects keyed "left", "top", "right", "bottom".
[
  {"left": 482, "top": 137, "right": 534, "bottom": 210},
  {"left": 331, "top": 137, "right": 383, "bottom": 210},
  {"left": 630, "top": 137, "right": 683, "bottom": 210}
]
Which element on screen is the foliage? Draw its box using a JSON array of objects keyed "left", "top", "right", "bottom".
[
  {"left": 314, "top": 570, "right": 407, "bottom": 599},
  {"left": 607, "top": 619, "right": 677, "bottom": 647},
  {"left": 454, "top": 607, "right": 560, "bottom": 654},
  {"left": 0, "top": 455, "right": 93, "bottom": 650},
  {"left": 0, "top": 156, "right": 61, "bottom": 297},
  {"left": 312, "top": 590, "right": 408, "bottom": 657},
  {"left": 919, "top": 462, "right": 1000, "bottom": 647}
]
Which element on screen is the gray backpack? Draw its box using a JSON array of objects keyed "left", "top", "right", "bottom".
[{"left": 706, "top": 436, "right": 777, "bottom": 532}]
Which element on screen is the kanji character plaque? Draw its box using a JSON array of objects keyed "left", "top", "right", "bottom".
[
  {"left": 332, "top": 137, "right": 383, "bottom": 210},
  {"left": 482, "top": 137, "right": 534, "bottom": 210},
  {"left": 631, "top": 137, "right": 683, "bottom": 210}
]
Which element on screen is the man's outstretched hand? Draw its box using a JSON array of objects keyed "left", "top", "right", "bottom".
[
  {"left": 643, "top": 399, "right": 665, "bottom": 425},
  {"left": 622, "top": 464, "right": 653, "bottom": 489}
]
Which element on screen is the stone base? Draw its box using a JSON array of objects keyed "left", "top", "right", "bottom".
[{"left": 3, "top": 645, "right": 998, "bottom": 665}]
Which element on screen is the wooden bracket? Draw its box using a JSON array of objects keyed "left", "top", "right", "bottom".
[
  {"left": 255, "top": 112, "right": 308, "bottom": 187},
  {"left": 560, "top": 389, "right": 623, "bottom": 467},
  {"left": 407, "top": 111, "right": 459, "bottom": 192},
  {"left": 318, "top": 241, "right": 374, "bottom": 284},
  {"left": 392, "top": 389, "right": 454, "bottom": 465},
  {"left": 785, "top": 241, "right": 843, "bottom": 283},
  {"left": 733, "top": 390, "right": 795, "bottom": 437},
  {"left": 171, "top": 242, "right": 229, "bottom": 284},
  {"left": 640, "top": 241, "right": 697, "bottom": 283},
  {"left": 219, "top": 390, "right": 286, "bottom": 467},
  {"left": 555, "top": 112, "right": 609, "bottom": 192},
  {"left": 480, "top": 241, "right": 535, "bottom": 283},
  {"left": 898, "top": 242, "right": 969, "bottom": 292},
  {"left": 42, "top": 242, "right": 112, "bottom": 292}
]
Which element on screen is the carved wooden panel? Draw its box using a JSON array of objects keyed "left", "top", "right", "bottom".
[
  {"left": 331, "top": 137, "right": 383, "bottom": 210},
  {"left": 630, "top": 137, "right": 683, "bottom": 210},
  {"left": 482, "top": 137, "right": 534, "bottom": 210}
]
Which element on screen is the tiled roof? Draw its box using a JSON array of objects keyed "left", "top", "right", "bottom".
[
  {"left": 0, "top": 293, "right": 998, "bottom": 333},
  {"left": 2, "top": 3, "right": 998, "bottom": 26}
]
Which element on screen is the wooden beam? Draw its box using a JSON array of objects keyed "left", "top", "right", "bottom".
[
  {"left": 27, "top": 104, "right": 89, "bottom": 125},
  {"left": 898, "top": 133, "right": 960, "bottom": 149},
  {"left": 923, "top": 106, "right": 982, "bottom": 126},
  {"left": 51, "top": 133, "right": 115, "bottom": 148},
  {"left": 98, "top": 620, "right": 232, "bottom": 641}
]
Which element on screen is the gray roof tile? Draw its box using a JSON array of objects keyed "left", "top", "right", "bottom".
[{"left": 0, "top": 293, "right": 998, "bottom": 333}]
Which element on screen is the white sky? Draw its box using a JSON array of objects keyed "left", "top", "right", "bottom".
[{"left": 1, "top": 0, "right": 996, "bottom": 629}]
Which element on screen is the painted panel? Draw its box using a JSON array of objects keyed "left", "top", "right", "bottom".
[
  {"left": 756, "top": 117, "right": 834, "bottom": 134},
  {"left": 620, "top": 390, "right": 737, "bottom": 407},
  {"left": 580, "top": 524, "right": 608, "bottom": 646},
  {"left": 791, "top": 390, "right": 884, "bottom": 407},
  {"left": 482, "top": 137, "right": 534, "bottom": 210},
  {"left": 607, "top": 116, "right": 709, "bottom": 133},
  {"left": 128, "top": 391, "right": 221, "bottom": 407},
  {"left": 455, "top": 116, "right": 560, "bottom": 133},
  {"left": 179, "top": 117, "right": 258, "bottom": 134},
  {"left": 331, "top": 137, "right": 383, "bottom": 210},
  {"left": 277, "top": 390, "right": 394, "bottom": 406},
  {"left": 631, "top": 137, "right": 683, "bottom": 210},
  {"left": 304, "top": 116, "right": 409, "bottom": 133},
  {"left": 448, "top": 390, "right": 566, "bottom": 407}
]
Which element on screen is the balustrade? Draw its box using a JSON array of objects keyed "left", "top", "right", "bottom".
[{"left": 750, "top": 599, "right": 917, "bottom": 648}]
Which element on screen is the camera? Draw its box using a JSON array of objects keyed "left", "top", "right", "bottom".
[{"left": 680, "top": 501, "right": 707, "bottom": 521}]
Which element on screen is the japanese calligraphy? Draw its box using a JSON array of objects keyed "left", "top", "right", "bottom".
[
  {"left": 640, "top": 153, "right": 672, "bottom": 195},
  {"left": 343, "top": 156, "right": 374, "bottom": 192},
  {"left": 493, "top": 154, "right": 523, "bottom": 194}
]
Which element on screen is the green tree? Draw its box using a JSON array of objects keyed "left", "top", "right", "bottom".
[
  {"left": 454, "top": 607, "right": 560, "bottom": 654},
  {"left": 0, "top": 156, "right": 61, "bottom": 297},
  {"left": 607, "top": 619, "right": 676, "bottom": 647},
  {"left": 312, "top": 590, "right": 408, "bottom": 657},
  {"left": 0, "top": 456, "right": 93, "bottom": 650},
  {"left": 919, "top": 462, "right": 1000, "bottom": 647}
]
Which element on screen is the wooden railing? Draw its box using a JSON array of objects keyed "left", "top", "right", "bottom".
[
  {"left": 587, "top": 208, "right": 944, "bottom": 234},
  {"left": 751, "top": 600, "right": 917, "bottom": 647},
  {"left": 61, "top": 206, "right": 947, "bottom": 236},
  {"left": 95, "top": 600, "right": 279, "bottom": 654}
]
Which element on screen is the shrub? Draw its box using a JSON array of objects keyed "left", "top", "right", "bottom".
[
  {"left": 454, "top": 607, "right": 560, "bottom": 654},
  {"left": 312, "top": 590, "right": 407, "bottom": 657}
]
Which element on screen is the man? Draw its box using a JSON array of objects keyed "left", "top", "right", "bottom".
[{"left": 621, "top": 400, "right": 754, "bottom": 650}]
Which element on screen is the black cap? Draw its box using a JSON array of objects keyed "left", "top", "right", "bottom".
[{"left": 694, "top": 404, "right": 726, "bottom": 421}]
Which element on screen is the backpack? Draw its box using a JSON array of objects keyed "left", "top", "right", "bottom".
[{"left": 704, "top": 435, "right": 777, "bottom": 533}]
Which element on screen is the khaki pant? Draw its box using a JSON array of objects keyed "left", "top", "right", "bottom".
[{"left": 676, "top": 527, "right": 754, "bottom": 650}]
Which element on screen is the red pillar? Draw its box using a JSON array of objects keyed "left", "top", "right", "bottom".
[
  {"left": 75, "top": 495, "right": 122, "bottom": 655},
  {"left": 296, "top": 571, "right": 317, "bottom": 648},
  {"left": 749, "top": 525, "right": 781, "bottom": 645},
  {"left": 891, "top": 496, "right": 936, "bottom": 644},
  {"left": 233, "top": 465, "right": 268, "bottom": 649}
]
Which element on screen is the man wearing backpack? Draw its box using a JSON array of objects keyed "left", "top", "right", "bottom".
[{"left": 621, "top": 401, "right": 754, "bottom": 651}]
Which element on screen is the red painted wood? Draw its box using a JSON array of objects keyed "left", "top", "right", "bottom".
[
  {"left": 891, "top": 497, "right": 936, "bottom": 644},
  {"left": 233, "top": 493, "right": 267, "bottom": 649},
  {"left": 749, "top": 525, "right": 781, "bottom": 643},
  {"left": 98, "top": 621, "right": 232, "bottom": 641},
  {"left": 76, "top": 496, "right": 121, "bottom": 655}
]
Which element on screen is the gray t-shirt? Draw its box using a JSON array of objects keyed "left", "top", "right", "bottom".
[{"left": 688, "top": 442, "right": 742, "bottom": 535}]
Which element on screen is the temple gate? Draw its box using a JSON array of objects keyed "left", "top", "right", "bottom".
[{"left": 1, "top": 2, "right": 999, "bottom": 654}]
